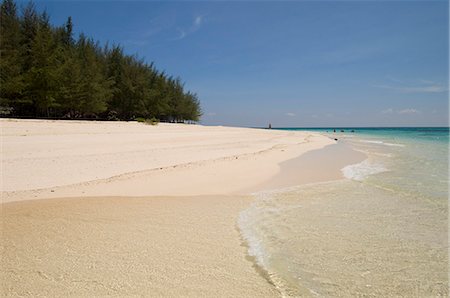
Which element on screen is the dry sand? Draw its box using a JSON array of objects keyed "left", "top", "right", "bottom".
[
  {"left": 1, "top": 119, "right": 365, "bottom": 297},
  {"left": 2, "top": 119, "right": 338, "bottom": 202}
]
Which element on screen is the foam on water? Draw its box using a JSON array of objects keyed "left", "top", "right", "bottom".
[
  {"left": 341, "top": 159, "right": 388, "bottom": 181},
  {"left": 360, "top": 139, "right": 405, "bottom": 147},
  {"left": 238, "top": 198, "right": 270, "bottom": 269},
  {"left": 238, "top": 187, "right": 304, "bottom": 270},
  {"left": 361, "top": 139, "right": 383, "bottom": 144}
]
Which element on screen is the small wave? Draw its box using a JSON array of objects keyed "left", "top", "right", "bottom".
[
  {"left": 238, "top": 204, "right": 269, "bottom": 270},
  {"left": 371, "top": 152, "right": 393, "bottom": 157},
  {"left": 238, "top": 192, "right": 312, "bottom": 297},
  {"left": 341, "top": 159, "right": 388, "bottom": 181},
  {"left": 360, "top": 140, "right": 405, "bottom": 147},
  {"left": 361, "top": 140, "right": 384, "bottom": 144},
  {"left": 384, "top": 142, "right": 405, "bottom": 147}
]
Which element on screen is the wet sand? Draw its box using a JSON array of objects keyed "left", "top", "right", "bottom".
[{"left": 2, "top": 196, "right": 280, "bottom": 297}]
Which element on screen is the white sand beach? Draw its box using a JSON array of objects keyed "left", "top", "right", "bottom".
[{"left": 1, "top": 119, "right": 365, "bottom": 296}]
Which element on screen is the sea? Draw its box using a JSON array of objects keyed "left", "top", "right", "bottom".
[{"left": 239, "top": 127, "right": 449, "bottom": 297}]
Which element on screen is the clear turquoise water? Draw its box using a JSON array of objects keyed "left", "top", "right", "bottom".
[{"left": 239, "top": 127, "right": 448, "bottom": 296}]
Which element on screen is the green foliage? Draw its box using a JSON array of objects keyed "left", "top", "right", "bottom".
[
  {"left": 146, "top": 117, "right": 159, "bottom": 125},
  {"left": 0, "top": 0, "right": 23, "bottom": 110},
  {"left": 136, "top": 117, "right": 159, "bottom": 125},
  {"left": 0, "top": 0, "right": 201, "bottom": 121}
]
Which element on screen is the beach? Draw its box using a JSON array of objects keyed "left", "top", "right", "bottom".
[
  {"left": 1, "top": 119, "right": 365, "bottom": 297},
  {"left": 2, "top": 120, "right": 448, "bottom": 297},
  {"left": 1, "top": 0, "right": 447, "bottom": 295},
  {"left": 2, "top": 119, "right": 344, "bottom": 202}
]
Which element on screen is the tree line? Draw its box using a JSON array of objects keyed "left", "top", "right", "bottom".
[{"left": 0, "top": 0, "right": 202, "bottom": 122}]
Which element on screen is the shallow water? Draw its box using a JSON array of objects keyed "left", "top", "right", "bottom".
[{"left": 239, "top": 128, "right": 449, "bottom": 296}]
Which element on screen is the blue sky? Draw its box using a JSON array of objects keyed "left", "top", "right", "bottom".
[{"left": 29, "top": 0, "right": 448, "bottom": 127}]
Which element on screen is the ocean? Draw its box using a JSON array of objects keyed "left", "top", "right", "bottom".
[{"left": 239, "top": 127, "right": 449, "bottom": 297}]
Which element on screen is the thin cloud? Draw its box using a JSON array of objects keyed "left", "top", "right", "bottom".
[
  {"left": 385, "top": 75, "right": 403, "bottom": 84},
  {"left": 142, "top": 26, "right": 163, "bottom": 39},
  {"left": 176, "top": 30, "right": 187, "bottom": 40},
  {"left": 286, "top": 112, "right": 295, "bottom": 117},
  {"left": 398, "top": 108, "right": 420, "bottom": 115},
  {"left": 194, "top": 16, "right": 202, "bottom": 26},
  {"left": 124, "top": 16, "right": 170, "bottom": 47},
  {"left": 124, "top": 39, "right": 151, "bottom": 46},
  {"left": 398, "top": 85, "right": 447, "bottom": 93},
  {"left": 376, "top": 85, "right": 447, "bottom": 93},
  {"left": 375, "top": 78, "right": 448, "bottom": 94},
  {"left": 382, "top": 108, "right": 421, "bottom": 115},
  {"left": 321, "top": 41, "right": 386, "bottom": 65},
  {"left": 418, "top": 79, "right": 435, "bottom": 85},
  {"left": 174, "top": 15, "right": 204, "bottom": 40},
  {"left": 206, "top": 112, "right": 216, "bottom": 116}
]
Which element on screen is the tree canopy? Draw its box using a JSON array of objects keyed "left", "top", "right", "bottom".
[{"left": 0, "top": 0, "right": 202, "bottom": 122}]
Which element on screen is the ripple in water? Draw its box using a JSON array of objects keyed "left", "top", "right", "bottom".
[{"left": 239, "top": 128, "right": 448, "bottom": 296}]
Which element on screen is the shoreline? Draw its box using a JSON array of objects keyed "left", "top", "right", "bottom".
[{"left": 1, "top": 119, "right": 366, "bottom": 296}]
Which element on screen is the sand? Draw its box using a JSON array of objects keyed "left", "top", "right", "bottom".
[
  {"left": 2, "top": 119, "right": 337, "bottom": 202},
  {"left": 2, "top": 196, "right": 280, "bottom": 297},
  {"left": 1, "top": 119, "right": 365, "bottom": 297}
]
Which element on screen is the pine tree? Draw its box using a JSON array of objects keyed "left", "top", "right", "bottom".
[
  {"left": 76, "top": 35, "right": 112, "bottom": 116},
  {"left": 62, "top": 16, "right": 73, "bottom": 46},
  {"left": 24, "top": 11, "right": 61, "bottom": 116},
  {"left": 54, "top": 47, "right": 82, "bottom": 117},
  {"left": 0, "top": 0, "right": 23, "bottom": 115},
  {"left": 0, "top": 0, "right": 201, "bottom": 121}
]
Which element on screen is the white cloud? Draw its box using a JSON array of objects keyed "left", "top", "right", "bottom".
[
  {"left": 398, "top": 108, "right": 420, "bottom": 115},
  {"left": 285, "top": 112, "right": 295, "bottom": 117},
  {"left": 206, "top": 112, "right": 216, "bottom": 116},
  {"left": 381, "top": 108, "right": 393, "bottom": 114}
]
